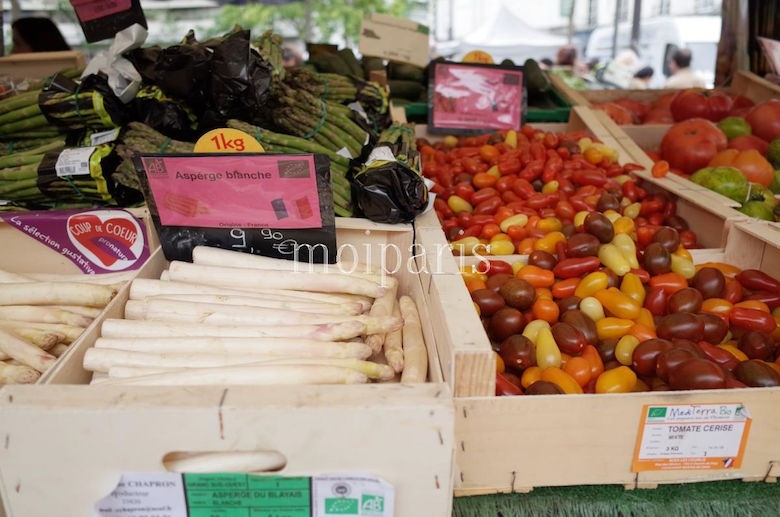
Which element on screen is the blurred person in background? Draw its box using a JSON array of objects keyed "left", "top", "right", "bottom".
[
  {"left": 539, "top": 58, "right": 553, "bottom": 70},
  {"left": 665, "top": 49, "right": 705, "bottom": 89},
  {"left": 630, "top": 67, "right": 654, "bottom": 89},
  {"left": 11, "top": 18, "right": 70, "bottom": 53},
  {"left": 556, "top": 45, "right": 577, "bottom": 68},
  {"left": 282, "top": 47, "right": 303, "bottom": 67}
]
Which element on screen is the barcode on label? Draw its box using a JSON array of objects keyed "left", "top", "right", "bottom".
[{"left": 60, "top": 166, "right": 76, "bottom": 174}]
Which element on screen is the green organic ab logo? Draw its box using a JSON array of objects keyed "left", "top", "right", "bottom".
[
  {"left": 648, "top": 407, "right": 667, "bottom": 419},
  {"left": 362, "top": 494, "right": 385, "bottom": 515},
  {"left": 325, "top": 498, "right": 359, "bottom": 515}
]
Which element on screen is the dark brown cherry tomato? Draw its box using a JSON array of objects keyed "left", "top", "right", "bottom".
[
  {"left": 632, "top": 338, "right": 674, "bottom": 376},
  {"left": 664, "top": 215, "right": 689, "bottom": 232},
  {"left": 566, "top": 233, "right": 600, "bottom": 258},
  {"left": 668, "top": 359, "right": 727, "bottom": 390},
  {"left": 496, "top": 372, "right": 523, "bottom": 396},
  {"left": 603, "top": 360, "right": 622, "bottom": 371},
  {"left": 652, "top": 227, "right": 681, "bottom": 253},
  {"left": 560, "top": 309, "right": 598, "bottom": 347},
  {"left": 596, "top": 338, "right": 619, "bottom": 363},
  {"left": 656, "top": 348, "right": 699, "bottom": 382},
  {"left": 692, "top": 267, "right": 726, "bottom": 300},
  {"left": 525, "top": 380, "right": 565, "bottom": 395},
  {"left": 528, "top": 250, "right": 557, "bottom": 271},
  {"left": 737, "top": 330, "right": 776, "bottom": 360},
  {"left": 653, "top": 383, "right": 673, "bottom": 391},
  {"left": 557, "top": 296, "right": 582, "bottom": 315},
  {"left": 489, "top": 308, "right": 525, "bottom": 342},
  {"left": 657, "top": 312, "right": 704, "bottom": 342},
  {"left": 698, "top": 342, "right": 739, "bottom": 372},
  {"left": 671, "top": 339, "right": 708, "bottom": 359},
  {"left": 551, "top": 322, "right": 586, "bottom": 354},
  {"left": 486, "top": 273, "right": 514, "bottom": 292},
  {"left": 499, "top": 335, "right": 536, "bottom": 372},
  {"left": 667, "top": 288, "right": 703, "bottom": 314},
  {"left": 644, "top": 288, "right": 668, "bottom": 317},
  {"left": 600, "top": 267, "right": 621, "bottom": 289},
  {"left": 502, "top": 371, "right": 523, "bottom": 388},
  {"left": 471, "top": 289, "right": 505, "bottom": 317},
  {"left": 584, "top": 212, "right": 615, "bottom": 243},
  {"left": 596, "top": 193, "right": 620, "bottom": 212},
  {"left": 734, "top": 360, "right": 780, "bottom": 387},
  {"left": 499, "top": 279, "right": 537, "bottom": 310},
  {"left": 700, "top": 313, "right": 729, "bottom": 344},
  {"left": 643, "top": 242, "right": 672, "bottom": 276}
]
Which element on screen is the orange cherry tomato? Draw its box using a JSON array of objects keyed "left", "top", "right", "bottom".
[
  {"left": 494, "top": 206, "right": 514, "bottom": 223},
  {"left": 480, "top": 145, "right": 500, "bottom": 163},
  {"left": 494, "top": 351, "right": 505, "bottom": 373},
  {"left": 563, "top": 357, "right": 592, "bottom": 387},
  {"left": 473, "top": 172, "right": 498, "bottom": 189},
  {"left": 516, "top": 238, "right": 536, "bottom": 255},
  {"left": 506, "top": 225, "right": 527, "bottom": 241},
  {"left": 481, "top": 223, "right": 502, "bottom": 239},
  {"left": 535, "top": 287, "right": 554, "bottom": 300},
  {"left": 521, "top": 366, "right": 542, "bottom": 388},
  {"left": 652, "top": 160, "right": 670, "bottom": 178},
  {"left": 581, "top": 345, "right": 605, "bottom": 378},
  {"left": 541, "top": 367, "right": 583, "bottom": 394},
  {"left": 628, "top": 323, "right": 656, "bottom": 342},
  {"left": 552, "top": 278, "right": 580, "bottom": 299},
  {"left": 532, "top": 298, "right": 560, "bottom": 324},
  {"left": 517, "top": 265, "right": 555, "bottom": 287},
  {"left": 701, "top": 298, "right": 733, "bottom": 315},
  {"left": 465, "top": 279, "right": 488, "bottom": 293},
  {"left": 734, "top": 300, "right": 770, "bottom": 313},
  {"left": 584, "top": 148, "right": 603, "bottom": 165}
]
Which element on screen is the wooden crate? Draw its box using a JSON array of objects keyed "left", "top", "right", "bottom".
[
  {"left": 0, "top": 222, "right": 456, "bottom": 517},
  {"left": 420, "top": 221, "right": 780, "bottom": 494},
  {"left": 557, "top": 70, "right": 780, "bottom": 107},
  {"left": 0, "top": 51, "right": 86, "bottom": 83}
]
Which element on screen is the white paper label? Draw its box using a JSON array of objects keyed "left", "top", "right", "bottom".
[
  {"left": 94, "top": 472, "right": 394, "bottom": 517},
  {"left": 90, "top": 129, "right": 120, "bottom": 145},
  {"left": 56, "top": 147, "right": 96, "bottom": 177},
  {"left": 633, "top": 403, "right": 751, "bottom": 472},
  {"left": 366, "top": 146, "right": 396, "bottom": 165},
  {"left": 348, "top": 101, "right": 370, "bottom": 123},
  {"left": 337, "top": 147, "right": 353, "bottom": 159},
  {"left": 0, "top": 200, "right": 10, "bottom": 206}
]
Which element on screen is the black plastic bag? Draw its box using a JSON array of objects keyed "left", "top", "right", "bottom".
[
  {"left": 133, "top": 86, "right": 198, "bottom": 141},
  {"left": 199, "top": 30, "right": 274, "bottom": 130},
  {"left": 39, "top": 73, "right": 131, "bottom": 131},
  {"left": 352, "top": 145, "right": 428, "bottom": 224}
]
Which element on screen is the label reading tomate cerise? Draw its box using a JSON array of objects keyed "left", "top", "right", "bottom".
[{"left": 141, "top": 155, "right": 323, "bottom": 230}]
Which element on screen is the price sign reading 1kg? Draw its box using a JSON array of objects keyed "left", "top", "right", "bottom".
[{"left": 194, "top": 128, "right": 265, "bottom": 153}]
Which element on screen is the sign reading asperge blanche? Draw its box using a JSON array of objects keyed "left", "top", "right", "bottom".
[
  {"left": 1, "top": 208, "right": 150, "bottom": 274},
  {"left": 94, "top": 472, "right": 395, "bottom": 517}
]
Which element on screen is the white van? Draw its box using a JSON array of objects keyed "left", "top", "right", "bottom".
[{"left": 584, "top": 16, "right": 721, "bottom": 89}]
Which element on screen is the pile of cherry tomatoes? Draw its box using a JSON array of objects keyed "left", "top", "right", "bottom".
[{"left": 419, "top": 126, "right": 780, "bottom": 395}]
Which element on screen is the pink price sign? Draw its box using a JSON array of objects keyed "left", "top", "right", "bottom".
[
  {"left": 140, "top": 155, "right": 323, "bottom": 230},
  {"left": 431, "top": 62, "right": 524, "bottom": 132}
]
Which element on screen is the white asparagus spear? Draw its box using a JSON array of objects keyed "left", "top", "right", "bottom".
[
  {"left": 84, "top": 349, "right": 307, "bottom": 373},
  {"left": 0, "top": 329, "right": 61, "bottom": 361},
  {"left": 163, "top": 451, "right": 288, "bottom": 474},
  {"left": 130, "top": 279, "right": 373, "bottom": 310},
  {"left": 168, "top": 262, "right": 386, "bottom": 298},
  {"left": 149, "top": 294, "right": 362, "bottom": 316},
  {"left": 364, "top": 283, "right": 399, "bottom": 354},
  {"left": 0, "top": 329, "right": 57, "bottom": 372},
  {"left": 160, "top": 270, "right": 171, "bottom": 281},
  {"left": 0, "top": 362, "right": 41, "bottom": 384},
  {"left": 0, "top": 320, "right": 83, "bottom": 343},
  {"left": 192, "top": 246, "right": 384, "bottom": 283},
  {"left": 101, "top": 319, "right": 367, "bottom": 342},
  {"left": 95, "top": 337, "right": 372, "bottom": 359},
  {"left": 0, "top": 282, "right": 119, "bottom": 307},
  {"left": 27, "top": 271, "right": 135, "bottom": 284},
  {"left": 0, "top": 269, "right": 34, "bottom": 283},
  {"left": 108, "top": 357, "right": 395, "bottom": 380},
  {"left": 399, "top": 296, "right": 427, "bottom": 384},
  {"left": 97, "top": 364, "right": 368, "bottom": 386},
  {"left": 48, "top": 305, "right": 104, "bottom": 318},
  {"left": 0, "top": 306, "right": 92, "bottom": 327},
  {"left": 125, "top": 299, "right": 402, "bottom": 335},
  {"left": 384, "top": 302, "right": 404, "bottom": 373},
  {"left": 48, "top": 343, "right": 69, "bottom": 357}
]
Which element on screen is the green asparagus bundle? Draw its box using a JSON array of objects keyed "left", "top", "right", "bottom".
[
  {"left": 226, "top": 119, "right": 353, "bottom": 218},
  {"left": 284, "top": 68, "right": 389, "bottom": 118},
  {"left": 254, "top": 31, "right": 285, "bottom": 81},
  {"left": 0, "top": 136, "right": 65, "bottom": 156}
]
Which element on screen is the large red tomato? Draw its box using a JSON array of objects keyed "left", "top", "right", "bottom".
[
  {"left": 593, "top": 103, "right": 635, "bottom": 125},
  {"left": 729, "top": 135, "right": 771, "bottom": 156},
  {"left": 613, "top": 98, "right": 651, "bottom": 120},
  {"left": 661, "top": 119, "right": 729, "bottom": 174},
  {"left": 730, "top": 95, "right": 755, "bottom": 111},
  {"left": 745, "top": 100, "right": 780, "bottom": 142},
  {"left": 653, "top": 92, "right": 679, "bottom": 110},
  {"left": 642, "top": 108, "right": 675, "bottom": 124},
  {"left": 708, "top": 149, "right": 774, "bottom": 187},
  {"left": 670, "top": 89, "right": 734, "bottom": 122}
]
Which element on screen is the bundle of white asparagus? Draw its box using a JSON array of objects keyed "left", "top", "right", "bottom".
[
  {"left": 86, "top": 246, "right": 428, "bottom": 386},
  {"left": 0, "top": 269, "right": 126, "bottom": 384}
]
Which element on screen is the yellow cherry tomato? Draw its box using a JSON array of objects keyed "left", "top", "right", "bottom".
[
  {"left": 573, "top": 211, "right": 589, "bottom": 227},
  {"left": 613, "top": 217, "right": 635, "bottom": 235},
  {"left": 499, "top": 214, "right": 529, "bottom": 233},
  {"left": 542, "top": 181, "right": 559, "bottom": 194},
  {"left": 635, "top": 308, "right": 656, "bottom": 330},
  {"left": 702, "top": 298, "right": 733, "bottom": 315},
  {"left": 580, "top": 296, "right": 606, "bottom": 321},
  {"left": 674, "top": 245, "right": 693, "bottom": 262},
  {"left": 734, "top": 300, "right": 770, "bottom": 313},
  {"left": 670, "top": 254, "right": 696, "bottom": 280},
  {"left": 613, "top": 174, "right": 631, "bottom": 185},
  {"left": 541, "top": 367, "right": 583, "bottom": 394},
  {"left": 595, "top": 366, "right": 637, "bottom": 394},
  {"left": 535, "top": 328, "right": 562, "bottom": 369},
  {"left": 717, "top": 344, "right": 749, "bottom": 362},
  {"left": 488, "top": 239, "right": 515, "bottom": 256},
  {"left": 578, "top": 137, "right": 593, "bottom": 151},
  {"left": 575, "top": 272, "right": 609, "bottom": 299},
  {"left": 537, "top": 217, "right": 563, "bottom": 233},
  {"left": 535, "top": 231, "right": 566, "bottom": 253},
  {"left": 611, "top": 234, "right": 640, "bottom": 269},
  {"left": 460, "top": 265, "right": 487, "bottom": 283},
  {"left": 594, "top": 288, "right": 641, "bottom": 320},
  {"left": 451, "top": 236, "right": 482, "bottom": 256},
  {"left": 603, "top": 210, "right": 621, "bottom": 223},
  {"left": 620, "top": 273, "right": 646, "bottom": 305},
  {"left": 623, "top": 202, "right": 641, "bottom": 220},
  {"left": 598, "top": 244, "right": 631, "bottom": 276},
  {"left": 596, "top": 317, "right": 634, "bottom": 340},
  {"left": 487, "top": 165, "right": 501, "bottom": 179},
  {"left": 504, "top": 130, "right": 517, "bottom": 149},
  {"left": 511, "top": 261, "right": 524, "bottom": 275},
  {"left": 522, "top": 320, "right": 551, "bottom": 344},
  {"left": 490, "top": 233, "right": 512, "bottom": 243},
  {"left": 615, "top": 335, "right": 641, "bottom": 366},
  {"left": 632, "top": 378, "right": 651, "bottom": 392},
  {"left": 448, "top": 195, "right": 473, "bottom": 213}
]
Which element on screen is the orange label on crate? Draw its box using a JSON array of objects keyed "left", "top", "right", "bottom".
[
  {"left": 462, "top": 50, "right": 494, "bottom": 64},
  {"left": 632, "top": 403, "right": 752, "bottom": 472}
]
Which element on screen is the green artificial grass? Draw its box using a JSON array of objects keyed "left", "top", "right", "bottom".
[{"left": 453, "top": 480, "right": 780, "bottom": 517}]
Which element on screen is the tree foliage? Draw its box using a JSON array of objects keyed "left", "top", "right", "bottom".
[{"left": 214, "top": 0, "right": 425, "bottom": 45}]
